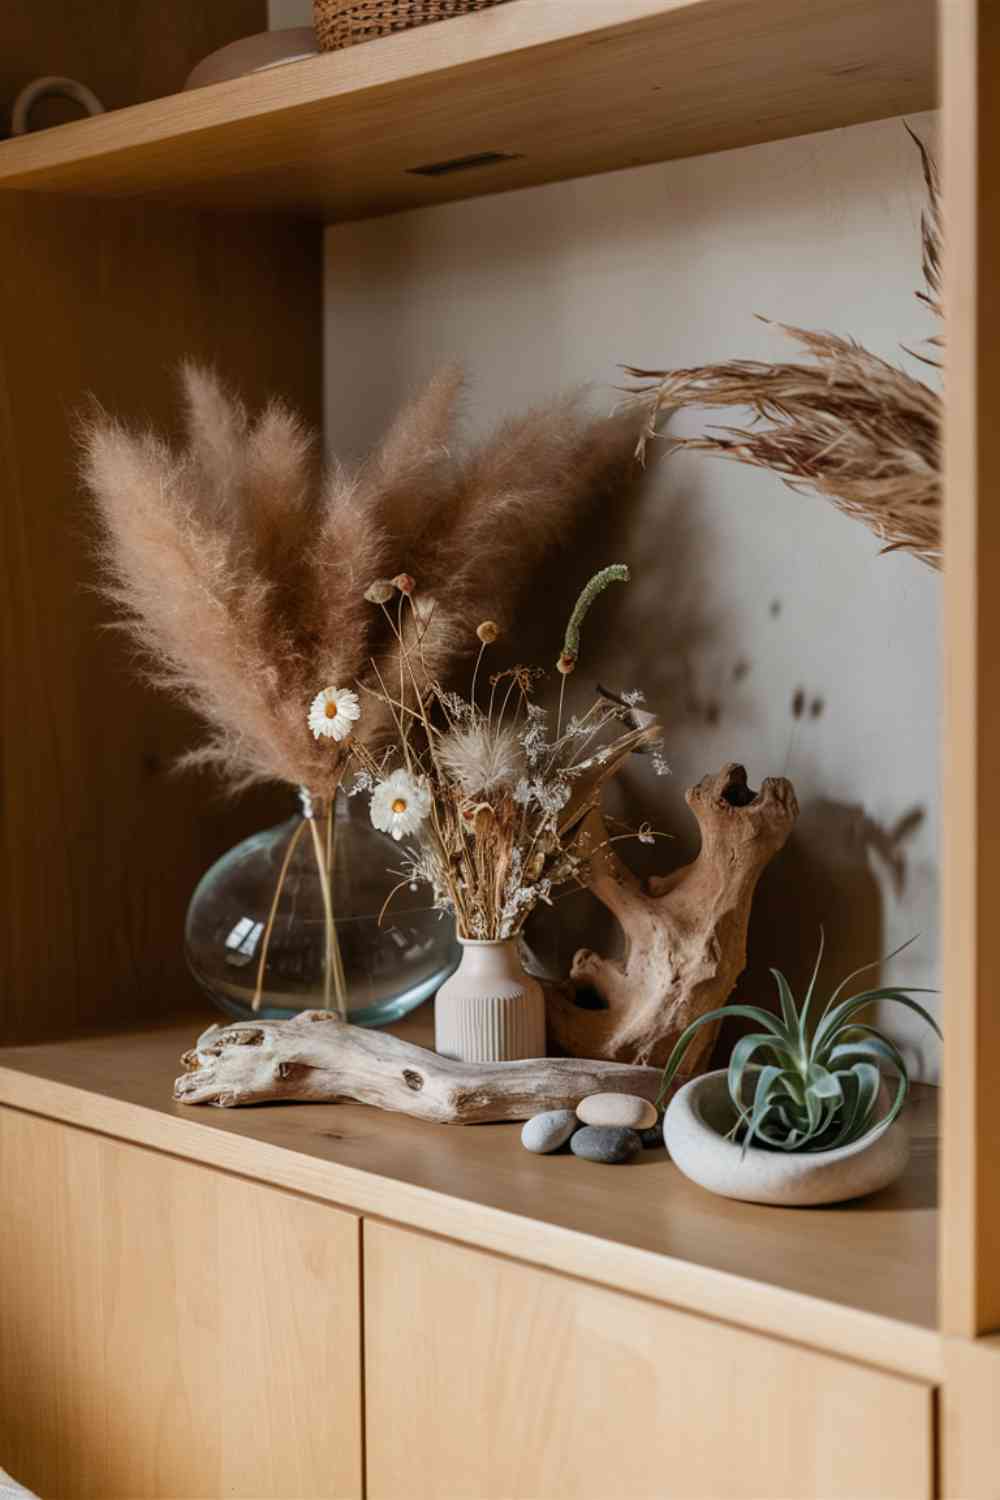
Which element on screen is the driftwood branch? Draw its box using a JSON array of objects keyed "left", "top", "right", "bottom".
[
  {"left": 175, "top": 1010, "right": 661, "bottom": 1124},
  {"left": 546, "top": 763, "right": 798, "bottom": 1067}
]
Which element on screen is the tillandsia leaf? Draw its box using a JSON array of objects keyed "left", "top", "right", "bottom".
[
  {"left": 839, "top": 1061, "right": 883, "bottom": 1143},
  {"left": 742, "top": 1065, "right": 785, "bottom": 1155},
  {"left": 758, "top": 1120, "right": 802, "bottom": 1149},
  {"left": 656, "top": 1004, "right": 789, "bottom": 1108},
  {"left": 806, "top": 1061, "right": 841, "bottom": 1094},
  {"left": 760, "top": 1121, "right": 805, "bottom": 1149},
  {"left": 803, "top": 1074, "right": 823, "bottom": 1136},
  {"left": 797, "top": 927, "right": 826, "bottom": 1044},
  {"left": 771, "top": 967, "right": 801, "bottom": 1036},
  {"left": 815, "top": 987, "right": 941, "bottom": 1054},
  {"left": 805, "top": 1063, "right": 843, "bottom": 1123},
  {"left": 870, "top": 1070, "right": 910, "bottom": 1139},
  {"left": 817, "top": 933, "right": 922, "bottom": 1025},
  {"left": 824, "top": 1026, "right": 909, "bottom": 1079},
  {"left": 777, "top": 1069, "right": 807, "bottom": 1108},
  {"left": 727, "top": 1032, "right": 798, "bottom": 1107},
  {"left": 744, "top": 1083, "right": 811, "bottom": 1148},
  {"left": 761, "top": 1104, "right": 792, "bottom": 1142},
  {"left": 827, "top": 1069, "right": 909, "bottom": 1154},
  {"left": 759, "top": 1091, "right": 831, "bottom": 1152},
  {"left": 755, "top": 1078, "right": 813, "bottom": 1145},
  {"left": 822, "top": 1100, "right": 849, "bottom": 1147},
  {"left": 825, "top": 1068, "right": 865, "bottom": 1149}
]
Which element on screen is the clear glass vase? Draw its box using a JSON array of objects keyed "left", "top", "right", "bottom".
[{"left": 185, "top": 788, "right": 457, "bottom": 1025}]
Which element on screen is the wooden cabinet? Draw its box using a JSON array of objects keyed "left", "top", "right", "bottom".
[
  {"left": 5, "top": 1, "right": 1000, "bottom": 1495},
  {"left": 363, "top": 1221, "right": 933, "bottom": 1500},
  {"left": 0, "top": 1107, "right": 363, "bottom": 1500},
  {"left": 0, "top": 1028, "right": 944, "bottom": 1499},
  {"left": 0, "top": 1096, "right": 938, "bottom": 1500}
]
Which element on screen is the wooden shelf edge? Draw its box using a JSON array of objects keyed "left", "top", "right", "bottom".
[
  {"left": 0, "top": 0, "right": 937, "bottom": 221},
  {"left": 0, "top": 1053, "right": 942, "bottom": 1383},
  {"left": 0, "top": 1, "right": 700, "bottom": 194}
]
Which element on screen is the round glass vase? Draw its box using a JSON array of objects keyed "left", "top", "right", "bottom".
[{"left": 185, "top": 788, "right": 457, "bottom": 1025}]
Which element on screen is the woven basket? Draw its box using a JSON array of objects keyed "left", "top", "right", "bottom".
[{"left": 313, "top": 0, "right": 514, "bottom": 52}]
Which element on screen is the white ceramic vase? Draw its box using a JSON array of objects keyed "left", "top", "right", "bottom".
[
  {"left": 434, "top": 938, "right": 546, "bottom": 1062},
  {"left": 663, "top": 1069, "right": 910, "bottom": 1207}
]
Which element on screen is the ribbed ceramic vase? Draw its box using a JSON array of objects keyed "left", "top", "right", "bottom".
[{"left": 434, "top": 938, "right": 546, "bottom": 1062}]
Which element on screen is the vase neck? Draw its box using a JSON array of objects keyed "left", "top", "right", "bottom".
[{"left": 456, "top": 937, "right": 524, "bottom": 976}]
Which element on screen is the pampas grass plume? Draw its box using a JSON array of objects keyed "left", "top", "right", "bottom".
[{"left": 81, "top": 366, "right": 647, "bottom": 794}]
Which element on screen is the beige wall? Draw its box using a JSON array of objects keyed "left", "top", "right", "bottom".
[
  {"left": 266, "top": 0, "right": 941, "bottom": 1079},
  {"left": 321, "top": 112, "right": 942, "bottom": 1079},
  {"left": 268, "top": 0, "right": 312, "bottom": 24}
]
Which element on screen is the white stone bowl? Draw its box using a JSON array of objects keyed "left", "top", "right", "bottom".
[{"left": 663, "top": 1069, "right": 910, "bottom": 1207}]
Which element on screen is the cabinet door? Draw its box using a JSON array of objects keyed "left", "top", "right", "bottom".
[
  {"left": 0, "top": 1107, "right": 362, "bottom": 1500},
  {"left": 364, "top": 1220, "right": 933, "bottom": 1500}
]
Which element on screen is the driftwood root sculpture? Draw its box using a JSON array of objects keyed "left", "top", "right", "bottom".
[
  {"left": 175, "top": 1010, "right": 661, "bottom": 1124},
  {"left": 547, "top": 763, "right": 798, "bottom": 1068}
]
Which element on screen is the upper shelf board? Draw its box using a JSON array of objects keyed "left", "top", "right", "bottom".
[{"left": 0, "top": 0, "right": 936, "bottom": 222}]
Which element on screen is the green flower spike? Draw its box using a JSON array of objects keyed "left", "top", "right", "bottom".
[{"left": 557, "top": 564, "right": 630, "bottom": 675}]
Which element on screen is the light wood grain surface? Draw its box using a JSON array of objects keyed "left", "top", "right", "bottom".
[
  {"left": 365, "top": 1219, "right": 934, "bottom": 1500},
  {"left": 0, "top": 1006, "right": 941, "bottom": 1380},
  {"left": 0, "top": 195, "right": 320, "bottom": 1046},
  {"left": 942, "top": 1333, "right": 1000, "bottom": 1498},
  {"left": 0, "top": 1106, "right": 363, "bottom": 1499},
  {"left": 0, "top": 0, "right": 936, "bottom": 220},
  {"left": 940, "top": 0, "right": 1000, "bottom": 1340}
]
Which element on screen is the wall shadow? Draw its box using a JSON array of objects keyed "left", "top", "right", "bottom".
[
  {"left": 718, "top": 794, "right": 926, "bottom": 1061},
  {"left": 493, "top": 442, "right": 933, "bottom": 1072}
]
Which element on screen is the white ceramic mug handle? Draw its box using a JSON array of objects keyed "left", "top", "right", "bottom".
[{"left": 11, "top": 76, "right": 105, "bottom": 136}]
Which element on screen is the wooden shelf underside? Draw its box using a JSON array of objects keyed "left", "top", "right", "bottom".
[
  {"left": 0, "top": 0, "right": 937, "bottom": 221},
  {"left": 0, "top": 1006, "right": 940, "bottom": 1382}
]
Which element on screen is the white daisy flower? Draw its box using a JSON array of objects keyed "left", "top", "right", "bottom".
[
  {"left": 308, "top": 686, "right": 361, "bottom": 742},
  {"left": 370, "top": 769, "right": 432, "bottom": 842}
]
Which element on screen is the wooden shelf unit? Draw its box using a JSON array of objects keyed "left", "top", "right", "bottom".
[
  {"left": 1, "top": 0, "right": 999, "bottom": 1495},
  {"left": 0, "top": 0, "right": 936, "bottom": 220}
]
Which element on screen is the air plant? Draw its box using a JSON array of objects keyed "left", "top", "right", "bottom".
[
  {"left": 657, "top": 934, "right": 941, "bottom": 1154},
  {"left": 624, "top": 127, "right": 943, "bottom": 569},
  {"left": 349, "top": 567, "right": 668, "bottom": 941}
]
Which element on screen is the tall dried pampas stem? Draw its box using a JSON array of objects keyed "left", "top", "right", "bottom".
[
  {"left": 81, "top": 366, "right": 646, "bottom": 796},
  {"left": 625, "top": 128, "right": 942, "bottom": 569}
]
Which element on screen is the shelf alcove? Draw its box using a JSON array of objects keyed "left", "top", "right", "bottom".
[{"left": 0, "top": 2, "right": 997, "bottom": 1495}]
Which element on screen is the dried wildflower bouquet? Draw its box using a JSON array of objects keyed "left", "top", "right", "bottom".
[{"left": 350, "top": 566, "right": 666, "bottom": 943}]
